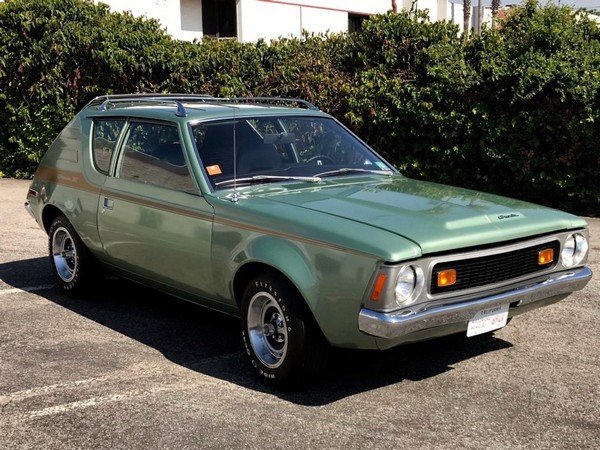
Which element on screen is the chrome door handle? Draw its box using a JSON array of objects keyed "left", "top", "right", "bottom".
[{"left": 103, "top": 197, "right": 114, "bottom": 210}]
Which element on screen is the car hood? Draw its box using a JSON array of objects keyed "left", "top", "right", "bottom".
[{"left": 252, "top": 176, "right": 586, "bottom": 255}]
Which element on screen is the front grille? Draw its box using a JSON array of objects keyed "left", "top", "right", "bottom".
[{"left": 430, "top": 240, "right": 560, "bottom": 294}]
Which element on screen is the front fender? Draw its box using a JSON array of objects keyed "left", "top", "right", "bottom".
[
  {"left": 244, "top": 236, "right": 318, "bottom": 301},
  {"left": 211, "top": 222, "right": 380, "bottom": 349}
]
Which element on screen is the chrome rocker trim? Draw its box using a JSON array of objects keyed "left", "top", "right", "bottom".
[{"left": 359, "top": 267, "right": 592, "bottom": 339}]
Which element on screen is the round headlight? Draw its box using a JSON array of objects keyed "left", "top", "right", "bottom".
[
  {"left": 561, "top": 233, "right": 588, "bottom": 268},
  {"left": 395, "top": 265, "right": 424, "bottom": 307}
]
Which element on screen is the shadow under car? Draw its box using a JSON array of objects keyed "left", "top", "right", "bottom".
[{"left": 0, "top": 256, "right": 513, "bottom": 406}]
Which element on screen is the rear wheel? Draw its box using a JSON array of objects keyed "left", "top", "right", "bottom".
[
  {"left": 240, "top": 273, "right": 329, "bottom": 386},
  {"left": 48, "top": 214, "right": 96, "bottom": 294}
]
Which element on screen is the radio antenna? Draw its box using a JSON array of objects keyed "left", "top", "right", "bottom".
[{"left": 231, "top": 106, "right": 239, "bottom": 203}]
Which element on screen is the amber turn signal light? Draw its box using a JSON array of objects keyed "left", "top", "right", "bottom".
[
  {"left": 370, "top": 274, "right": 388, "bottom": 301},
  {"left": 437, "top": 269, "right": 457, "bottom": 287},
  {"left": 538, "top": 248, "right": 554, "bottom": 265}
]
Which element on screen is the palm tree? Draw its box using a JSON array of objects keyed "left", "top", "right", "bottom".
[
  {"left": 491, "top": 0, "right": 501, "bottom": 27},
  {"left": 392, "top": 0, "right": 398, "bottom": 13},
  {"left": 464, "top": 0, "right": 472, "bottom": 33}
]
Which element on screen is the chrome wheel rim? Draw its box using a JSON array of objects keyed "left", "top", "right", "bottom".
[
  {"left": 247, "top": 292, "right": 288, "bottom": 369},
  {"left": 52, "top": 227, "right": 77, "bottom": 283}
]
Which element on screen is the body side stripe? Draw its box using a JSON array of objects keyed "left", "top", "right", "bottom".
[{"left": 36, "top": 166, "right": 380, "bottom": 260}]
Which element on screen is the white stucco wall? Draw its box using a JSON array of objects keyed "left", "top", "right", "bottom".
[
  {"left": 237, "top": 0, "right": 460, "bottom": 41},
  {"left": 416, "top": 0, "right": 438, "bottom": 22},
  {"left": 94, "top": 0, "right": 494, "bottom": 42},
  {"left": 300, "top": 7, "right": 349, "bottom": 35},
  {"left": 238, "top": 0, "right": 354, "bottom": 41},
  {"left": 96, "top": 0, "right": 205, "bottom": 41},
  {"left": 252, "top": 0, "right": 392, "bottom": 16},
  {"left": 96, "top": 0, "right": 394, "bottom": 42},
  {"left": 448, "top": 2, "right": 465, "bottom": 28},
  {"left": 237, "top": 0, "right": 301, "bottom": 41},
  {"left": 585, "top": 12, "right": 600, "bottom": 24},
  {"left": 470, "top": 5, "right": 494, "bottom": 31}
]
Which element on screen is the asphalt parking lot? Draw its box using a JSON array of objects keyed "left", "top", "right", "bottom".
[{"left": 0, "top": 178, "right": 598, "bottom": 449}]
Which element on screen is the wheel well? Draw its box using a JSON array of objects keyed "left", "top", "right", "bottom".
[
  {"left": 41, "top": 204, "right": 64, "bottom": 233},
  {"left": 233, "top": 262, "right": 328, "bottom": 344},
  {"left": 233, "top": 262, "right": 299, "bottom": 309}
]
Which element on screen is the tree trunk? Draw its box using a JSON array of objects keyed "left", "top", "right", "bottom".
[
  {"left": 477, "top": 0, "right": 483, "bottom": 34},
  {"left": 464, "top": 0, "right": 472, "bottom": 33},
  {"left": 491, "top": 0, "right": 500, "bottom": 28},
  {"left": 392, "top": 0, "right": 398, "bottom": 13}
]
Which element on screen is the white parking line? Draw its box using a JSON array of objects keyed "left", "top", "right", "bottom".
[
  {"left": 0, "top": 285, "right": 54, "bottom": 295},
  {"left": 0, "top": 375, "right": 111, "bottom": 402},
  {"left": 24, "top": 387, "right": 170, "bottom": 420}
]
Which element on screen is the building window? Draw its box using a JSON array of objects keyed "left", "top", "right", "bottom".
[
  {"left": 181, "top": 0, "right": 203, "bottom": 34},
  {"left": 348, "top": 13, "right": 369, "bottom": 33},
  {"left": 202, "top": 0, "right": 237, "bottom": 38}
]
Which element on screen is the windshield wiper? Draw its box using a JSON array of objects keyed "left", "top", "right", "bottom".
[
  {"left": 215, "top": 175, "right": 322, "bottom": 187},
  {"left": 313, "top": 168, "right": 394, "bottom": 178}
]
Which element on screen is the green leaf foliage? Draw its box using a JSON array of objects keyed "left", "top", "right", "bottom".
[{"left": 0, "top": 0, "right": 598, "bottom": 215}]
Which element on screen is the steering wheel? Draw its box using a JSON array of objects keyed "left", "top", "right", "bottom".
[{"left": 306, "top": 155, "right": 335, "bottom": 165}]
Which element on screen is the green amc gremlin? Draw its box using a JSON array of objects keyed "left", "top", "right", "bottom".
[{"left": 25, "top": 94, "right": 592, "bottom": 384}]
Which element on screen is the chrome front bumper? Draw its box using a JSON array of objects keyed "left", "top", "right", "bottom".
[{"left": 359, "top": 267, "right": 592, "bottom": 339}]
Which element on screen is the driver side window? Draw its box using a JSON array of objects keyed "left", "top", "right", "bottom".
[{"left": 118, "top": 122, "right": 197, "bottom": 195}]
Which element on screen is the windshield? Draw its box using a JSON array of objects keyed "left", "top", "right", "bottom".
[{"left": 190, "top": 116, "right": 393, "bottom": 189}]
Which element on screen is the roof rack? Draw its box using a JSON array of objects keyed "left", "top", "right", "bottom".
[
  {"left": 219, "top": 97, "right": 319, "bottom": 110},
  {"left": 88, "top": 93, "right": 214, "bottom": 105},
  {"left": 97, "top": 97, "right": 191, "bottom": 117},
  {"left": 88, "top": 94, "right": 319, "bottom": 117}
]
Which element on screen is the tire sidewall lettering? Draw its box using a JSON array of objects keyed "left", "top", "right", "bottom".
[{"left": 241, "top": 276, "right": 304, "bottom": 381}]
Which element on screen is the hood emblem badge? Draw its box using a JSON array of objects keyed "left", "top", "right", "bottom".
[{"left": 497, "top": 213, "right": 521, "bottom": 220}]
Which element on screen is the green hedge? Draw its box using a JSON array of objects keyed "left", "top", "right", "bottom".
[{"left": 0, "top": 0, "right": 598, "bottom": 215}]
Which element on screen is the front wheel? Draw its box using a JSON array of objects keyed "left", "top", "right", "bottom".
[
  {"left": 240, "top": 274, "right": 329, "bottom": 386},
  {"left": 48, "top": 214, "right": 96, "bottom": 294}
]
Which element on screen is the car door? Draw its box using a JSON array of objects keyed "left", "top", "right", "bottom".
[{"left": 97, "top": 119, "right": 215, "bottom": 297}]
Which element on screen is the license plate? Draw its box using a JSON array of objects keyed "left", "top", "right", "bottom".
[{"left": 467, "top": 303, "right": 509, "bottom": 337}]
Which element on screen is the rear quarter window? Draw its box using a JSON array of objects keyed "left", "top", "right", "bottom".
[{"left": 93, "top": 119, "right": 126, "bottom": 174}]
